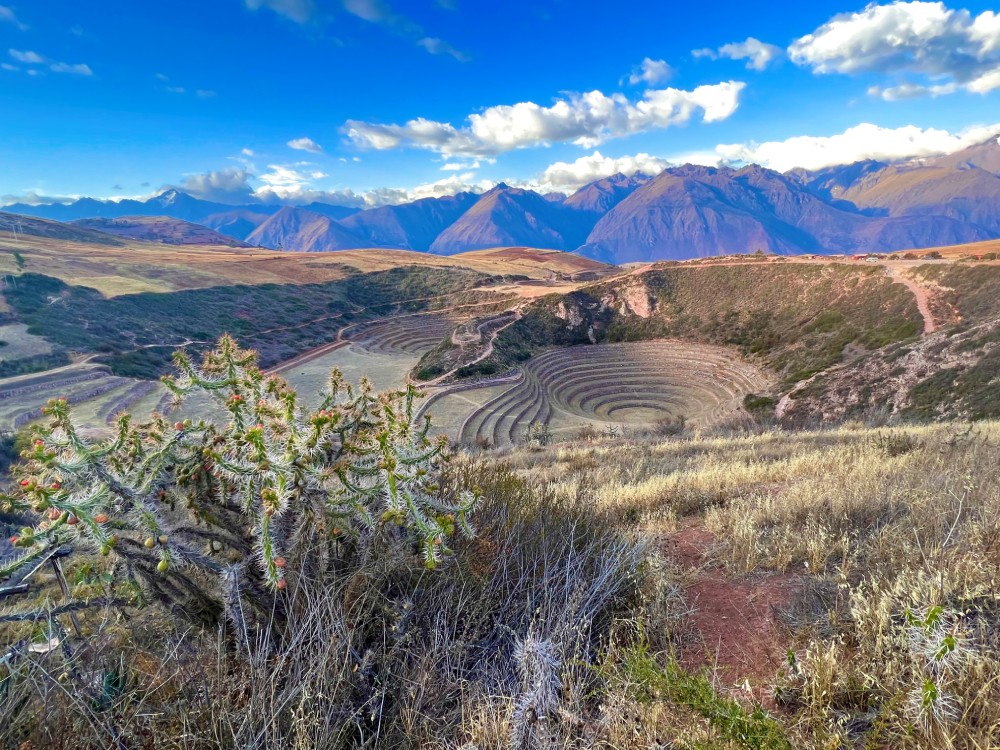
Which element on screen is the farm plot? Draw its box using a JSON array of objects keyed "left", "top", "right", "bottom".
[
  {"left": 279, "top": 344, "right": 423, "bottom": 410},
  {"left": 426, "top": 340, "right": 773, "bottom": 448},
  {"left": 0, "top": 364, "right": 169, "bottom": 431},
  {"left": 0, "top": 324, "right": 52, "bottom": 362},
  {"left": 344, "top": 314, "right": 457, "bottom": 355}
]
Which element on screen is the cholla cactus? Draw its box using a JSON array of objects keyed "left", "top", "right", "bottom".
[
  {"left": 904, "top": 606, "right": 967, "bottom": 735},
  {"left": 511, "top": 636, "right": 562, "bottom": 750},
  {"left": 1, "top": 335, "right": 479, "bottom": 617}
]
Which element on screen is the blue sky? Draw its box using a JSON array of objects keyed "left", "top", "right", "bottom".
[{"left": 2, "top": 0, "right": 1000, "bottom": 207}]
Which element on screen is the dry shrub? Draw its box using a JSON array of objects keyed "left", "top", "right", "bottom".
[{"left": 1, "top": 461, "right": 650, "bottom": 749}]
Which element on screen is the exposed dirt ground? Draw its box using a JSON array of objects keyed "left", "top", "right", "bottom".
[{"left": 664, "top": 524, "right": 800, "bottom": 704}]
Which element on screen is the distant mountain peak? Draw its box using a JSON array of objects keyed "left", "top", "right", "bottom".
[{"left": 154, "top": 188, "right": 183, "bottom": 204}]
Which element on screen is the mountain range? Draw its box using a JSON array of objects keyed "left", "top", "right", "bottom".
[{"left": 6, "top": 138, "right": 1000, "bottom": 263}]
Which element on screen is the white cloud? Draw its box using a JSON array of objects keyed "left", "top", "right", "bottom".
[
  {"left": 790, "top": 2, "right": 1000, "bottom": 96},
  {"left": 713, "top": 122, "right": 1000, "bottom": 172},
  {"left": 177, "top": 168, "right": 256, "bottom": 203},
  {"left": 0, "top": 191, "right": 84, "bottom": 207},
  {"left": 538, "top": 150, "right": 671, "bottom": 191},
  {"left": 49, "top": 61, "right": 92, "bottom": 75},
  {"left": 9, "top": 49, "right": 92, "bottom": 75},
  {"left": 244, "top": 0, "right": 316, "bottom": 23},
  {"left": 627, "top": 57, "right": 674, "bottom": 85},
  {"left": 287, "top": 136, "right": 324, "bottom": 153},
  {"left": 440, "top": 160, "right": 481, "bottom": 171},
  {"left": 346, "top": 80, "right": 745, "bottom": 157},
  {"left": 0, "top": 6, "right": 27, "bottom": 31},
  {"left": 9, "top": 49, "right": 42, "bottom": 64},
  {"left": 695, "top": 37, "right": 783, "bottom": 71},
  {"left": 253, "top": 174, "right": 489, "bottom": 209},
  {"left": 533, "top": 122, "right": 1000, "bottom": 185},
  {"left": 258, "top": 164, "right": 329, "bottom": 195},
  {"left": 342, "top": 0, "right": 468, "bottom": 60},
  {"left": 417, "top": 37, "right": 470, "bottom": 61},
  {"left": 409, "top": 173, "right": 489, "bottom": 200}
]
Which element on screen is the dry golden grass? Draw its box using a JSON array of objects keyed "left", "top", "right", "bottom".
[
  {"left": 0, "top": 231, "right": 612, "bottom": 297},
  {"left": 490, "top": 421, "right": 1000, "bottom": 747}
]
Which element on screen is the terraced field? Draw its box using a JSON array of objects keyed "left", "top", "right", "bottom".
[
  {"left": 425, "top": 341, "right": 773, "bottom": 447},
  {"left": 0, "top": 364, "right": 168, "bottom": 431},
  {"left": 344, "top": 314, "right": 458, "bottom": 355}
]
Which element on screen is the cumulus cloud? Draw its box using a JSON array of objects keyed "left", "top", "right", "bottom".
[
  {"left": 694, "top": 37, "right": 783, "bottom": 71},
  {"left": 346, "top": 80, "right": 746, "bottom": 157},
  {"left": 409, "top": 173, "right": 489, "bottom": 200},
  {"left": 176, "top": 168, "right": 256, "bottom": 203},
  {"left": 254, "top": 173, "right": 489, "bottom": 209},
  {"left": 790, "top": 2, "right": 1000, "bottom": 97},
  {"left": 287, "top": 136, "right": 324, "bottom": 153},
  {"left": 714, "top": 122, "right": 1000, "bottom": 172},
  {"left": 0, "top": 6, "right": 27, "bottom": 31},
  {"left": 538, "top": 150, "right": 671, "bottom": 191},
  {"left": 244, "top": 0, "right": 316, "bottom": 23},
  {"left": 258, "top": 164, "right": 330, "bottom": 195},
  {"left": 627, "top": 58, "right": 674, "bottom": 85}
]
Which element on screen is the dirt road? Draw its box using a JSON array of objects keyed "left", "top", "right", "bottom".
[{"left": 884, "top": 266, "right": 937, "bottom": 334}]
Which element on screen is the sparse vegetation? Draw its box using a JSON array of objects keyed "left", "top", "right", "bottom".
[
  {"left": 431, "top": 264, "right": 922, "bottom": 390},
  {"left": 3, "top": 329, "right": 1000, "bottom": 748},
  {"left": 2, "top": 268, "right": 489, "bottom": 378}
]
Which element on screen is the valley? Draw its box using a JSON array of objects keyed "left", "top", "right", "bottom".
[
  {"left": 2, "top": 217, "right": 993, "bottom": 443},
  {"left": 10, "top": 4, "right": 1000, "bottom": 747}
]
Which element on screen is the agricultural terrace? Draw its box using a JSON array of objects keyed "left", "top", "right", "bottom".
[
  {"left": 0, "top": 363, "right": 167, "bottom": 432},
  {"left": 423, "top": 340, "right": 771, "bottom": 447}
]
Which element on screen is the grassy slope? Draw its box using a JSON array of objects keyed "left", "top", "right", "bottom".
[
  {"left": 786, "top": 264, "right": 1000, "bottom": 422},
  {"left": 500, "top": 420, "right": 1000, "bottom": 747},
  {"left": 425, "top": 264, "right": 921, "bottom": 387},
  {"left": 0, "top": 230, "right": 609, "bottom": 298},
  {"left": 3, "top": 267, "right": 491, "bottom": 378}
]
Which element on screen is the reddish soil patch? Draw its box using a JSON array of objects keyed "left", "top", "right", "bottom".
[{"left": 664, "top": 525, "right": 800, "bottom": 701}]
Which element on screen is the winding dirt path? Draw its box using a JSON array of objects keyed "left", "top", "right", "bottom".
[
  {"left": 884, "top": 266, "right": 937, "bottom": 335},
  {"left": 417, "top": 307, "right": 524, "bottom": 387}
]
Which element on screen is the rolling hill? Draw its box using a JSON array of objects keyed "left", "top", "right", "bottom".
[
  {"left": 72, "top": 216, "right": 251, "bottom": 247},
  {"left": 0, "top": 211, "right": 125, "bottom": 246}
]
